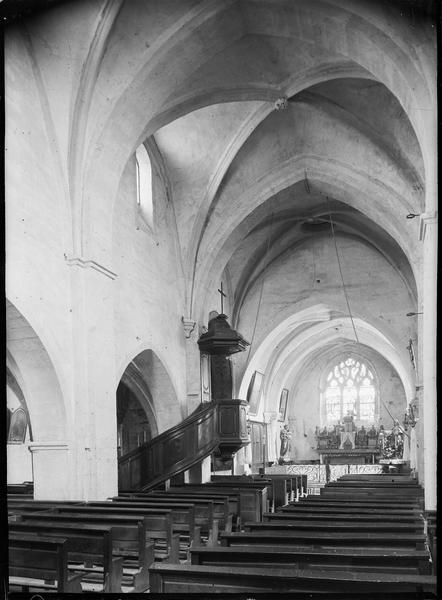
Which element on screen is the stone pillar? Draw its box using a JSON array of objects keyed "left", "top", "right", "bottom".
[
  {"left": 264, "top": 411, "right": 278, "bottom": 464},
  {"left": 66, "top": 258, "right": 118, "bottom": 500},
  {"left": 29, "top": 442, "right": 70, "bottom": 500},
  {"left": 186, "top": 455, "right": 212, "bottom": 483},
  {"left": 182, "top": 318, "right": 201, "bottom": 415},
  {"left": 419, "top": 213, "right": 437, "bottom": 510}
]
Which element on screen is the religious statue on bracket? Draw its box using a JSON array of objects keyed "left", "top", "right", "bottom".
[{"left": 279, "top": 424, "right": 292, "bottom": 464}]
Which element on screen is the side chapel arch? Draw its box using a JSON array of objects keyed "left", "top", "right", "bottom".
[{"left": 6, "top": 299, "right": 67, "bottom": 441}]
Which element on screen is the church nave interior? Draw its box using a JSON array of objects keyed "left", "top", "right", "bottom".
[{"left": 5, "top": 0, "right": 437, "bottom": 595}]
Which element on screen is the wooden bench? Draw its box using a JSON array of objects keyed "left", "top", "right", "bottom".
[
  {"left": 148, "top": 563, "right": 436, "bottom": 593},
  {"left": 189, "top": 544, "right": 432, "bottom": 574},
  {"left": 54, "top": 503, "right": 193, "bottom": 547},
  {"left": 266, "top": 512, "right": 424, "bottom": 525},
  {"left": 303, "top": 496, "right": 421, "bottom": 507},
  {"left": 9, "top": 521, "right": 123, "bottom": 592},
  {"left": 327, "top": 481, "right": 422, "bottom": 488},
  {"left": 279, "top": 504, "right": 422, "bottom": 516},
  {"left": 119, "top": 492, "right": 221, "bottom": 520},
  {"left": 212, "top": 474, "right": 292, "bottom": 511},
  {"left": 157, "top": 489, "right": 238, "bottom": 528},
  {"left": 108, "top": 498, "right": 217, "bottom": 546},
  {"left": 219, "top": 530, "right": 427, "bottom": 550},
  {"left": 245, "top": 519, "right": 424, "bottom": 534},
  {"left": 321, "top": 487, "right": 423, "bottom": 496},
  {"left": 137, "top": 490, "right": 231, "bottom": 518},
  {"left": 15, "top": 508, "right": 179, "bottom": 563},
  {"left": 9, "top": 534, "right": 84, "bottom": 593},
  {"left": 320, "top": 485, "right": 423, "bottom": 496},
  {"left": 338, "top": 475, "right": 415, "bottom": 481},
  {"left": 170, "top": 483, "right": 266, "bottom": 523},
  {"left": 7, "top": 483, "right": 34, "bottom": 495},
  {"left": 15, "top": 511, "right": 161, "bottom": 591},
  {"left": 320, "top": 485, "right": 423, "bottom": 501}
]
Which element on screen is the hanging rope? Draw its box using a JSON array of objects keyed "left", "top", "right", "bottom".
[
  {"left": 327, "top": 200, "right": 359, "bottom": 344},
  {"left": 245, "top": 211, "right": 275, "bottom": 364}
]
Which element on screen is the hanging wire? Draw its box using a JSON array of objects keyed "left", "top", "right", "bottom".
[
  {"left": 377, "top": 394, "right": 411, "bottom": 439},
  {"left": 326, "top": 199, "right": 359, "bottom": 344},
  {"left": 245, "top": 211, "right": 275, "bottom": 364}
]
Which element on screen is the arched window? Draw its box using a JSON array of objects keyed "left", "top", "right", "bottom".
[
  {"left": 135, "top": 144, "right": 153, "bottom": 228},
  {"left": 321, "top": 357, "right": 377, "bottom": 425}
]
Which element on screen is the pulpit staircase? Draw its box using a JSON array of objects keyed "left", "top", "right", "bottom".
[{"left": 118, "top": 399, "right": 248, "bottom": 491}]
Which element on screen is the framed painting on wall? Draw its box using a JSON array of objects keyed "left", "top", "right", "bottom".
[
  {"left": 8, "top": 407, "right": 28, "bottom": 443},
  {"left": 247, "top": 371, "right": 264, "bottom": 415},
  {"left": 278, "top": 388, "right": 289, "bottom": 421}
]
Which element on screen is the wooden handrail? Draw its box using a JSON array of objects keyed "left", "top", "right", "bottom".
[{"left": 118, "top": 403, "right": 219, "bottom": 491}]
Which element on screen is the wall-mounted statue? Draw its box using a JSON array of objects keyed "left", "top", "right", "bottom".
[{"left": 279, "top": 424, "right": 292, "bottom": 462}]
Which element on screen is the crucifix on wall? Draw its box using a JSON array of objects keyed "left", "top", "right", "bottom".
[
  {"left": 407, "top": 338, "right": 416, "bottom": 369},
  {"left": 218, "top": 282, "right": 227, "bottom": 315}
]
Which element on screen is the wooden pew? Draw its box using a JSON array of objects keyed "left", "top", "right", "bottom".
[
  {"left": 15, "top": 511, "right": 159, "bottom": 591},
  {"left": 108, "top": 498, "right": 215, "bottom": 546},
  {"left": 169, "top": 483, "right": 265, "bottom": 523},
  {"left": 9, "top": 533, "right": 84, "bottom": 593},
  {"left": 9, "top": 521, "right": 123, "bottom": 592},
  {"left": 152, "top": 489, "right": 237, "bottom": 529},
  {"left": 321, "top": 489, "right": 424, "bottom": 500},
  {"left": 8, "top": 483, "right": 33, "bottom": 495},
  {"left": 250, "top": 474, "right": 297, "bottom": 507},
  {"left": 244, "top": 519, "right": 424, "bottom": 534},
  {"left": 279, "top": 504, "right": 422, "bottom": 516},
  {"left": 212, "top": 474, "right": 291, "bottom": 511},
  {"left": 15, "top": 508, "right": 179, "bottom": 564},
  {"left": 148, "top": 563, "right": 436, "bottom": 593},
  {"left": 338, "top": 474, "right": 415, "bottom": 481},
  {"left": 327, "top": 480, "right": 422, "bottom": 488},
  {"left": 54, "top": 503, "right": 193, "bottom": 546},
  {"left": 265, "top": 511, "right": 424, "bottom": 525},
  {"left": 189, "top": 544, "right": 432, "bottom": 574},
  {"left": 320, "top": 487, "right": 423, "bottom": 497},
  {"left": 302, "top": 496, "right": 422, "bottom": 508},
  {"left": 219, "top": 530, "right": 427, "bottom": 550},
  {"left": 128, "top": 491, "right": 233, "bottom": 536}
]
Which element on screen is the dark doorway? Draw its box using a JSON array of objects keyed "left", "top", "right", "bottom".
[{"left": 116, "top": 381, "right": 152, "bottom": 456}]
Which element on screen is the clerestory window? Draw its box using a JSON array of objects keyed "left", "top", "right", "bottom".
[
  {"left": 135, "top": 143, "right": 153, "bottom": 229},
  {"left": 322, "top": 357, "right": 377, "bottom": 425}
]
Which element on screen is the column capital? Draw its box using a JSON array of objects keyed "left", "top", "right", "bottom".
[{"left": 181, "top": 317, "right": 196, "bottom": 339}]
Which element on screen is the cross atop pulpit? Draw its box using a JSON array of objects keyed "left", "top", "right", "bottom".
[{"left": 218, "top": 282, "right": 227, "bottom": 315}]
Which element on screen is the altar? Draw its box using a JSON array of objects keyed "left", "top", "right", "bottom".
[{"left": 314, "top": 413, "right": 403, "bottom": 465}]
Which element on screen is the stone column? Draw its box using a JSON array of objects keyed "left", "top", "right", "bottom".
[
  {"left": 182, "top": 318, "right": 201, "bottom": 415},
  {"left": 419, "top": 213, "right": 437, "bottom": 510},
  {"left": 66, "top": 258, "right": 118, "bottom": 500},
  {"left": 29, "top": 442, "right": 70, "bottom": 500},
  {"left": 264, "top": 411, "right": 278, "bottom": 464}
]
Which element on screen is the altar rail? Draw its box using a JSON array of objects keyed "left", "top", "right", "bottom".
[{"left": 266, "top": 464, "right": 383, "bottom": 486}]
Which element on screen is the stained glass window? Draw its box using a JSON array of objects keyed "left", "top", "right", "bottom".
[{"left": 323, "top": 357, "right": 377, "bottom": 424}]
